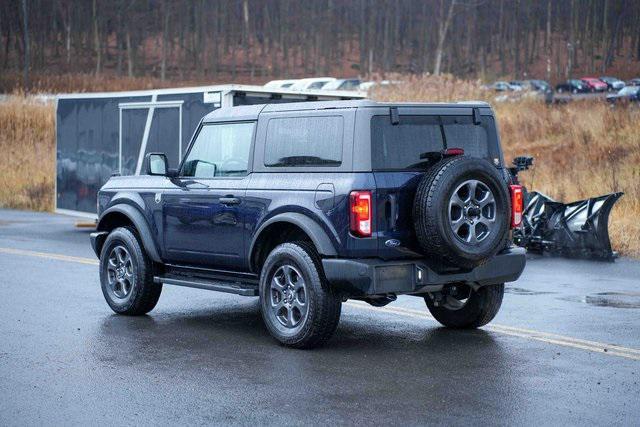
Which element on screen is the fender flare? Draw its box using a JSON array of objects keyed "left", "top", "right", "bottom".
[
  {"left": 249, "top": 212, "right": 338, "bottom": 267},
  {"left": 97, "top": 204, "right": 162, "bottom": 263}
]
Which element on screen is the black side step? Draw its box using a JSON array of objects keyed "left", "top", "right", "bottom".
[{"left": 154, "top": 274, "right": 259, "bottom": 296}]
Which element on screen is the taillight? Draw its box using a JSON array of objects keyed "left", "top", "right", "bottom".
[
  {"left": 350, "top": 191, "right": 372, "bottom": 237},
  {"left": 443, "top": 147, "right": 464, "bottom": 156},
  {"left": 510, "top": 185, "right": 523, "bottom": 228}
]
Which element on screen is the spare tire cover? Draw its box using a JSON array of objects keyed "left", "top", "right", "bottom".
[{"left": 413, "top": 155, "right": 510, "bottom": 269}]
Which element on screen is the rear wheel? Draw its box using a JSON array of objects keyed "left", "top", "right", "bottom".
[
  {"left": 99, "top": 227, "right": 162, "bottom": 315},
  {"left": 425, "top": 283, "right": 504, "bottom": 328},
  {"left": 259, "top": 241, "right": 341, "bottom": 348}
]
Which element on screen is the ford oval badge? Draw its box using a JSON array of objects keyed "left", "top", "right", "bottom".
[{"left": 385, "top": 239, "right": 401, "bottom": 248}]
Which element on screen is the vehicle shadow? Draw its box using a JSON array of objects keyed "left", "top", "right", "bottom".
[
  {"left": 92, "top": 299, "right": 518, "bottom": 421},
  {"left": 94, "top": 298, "right": 505, "bottom": 360}
]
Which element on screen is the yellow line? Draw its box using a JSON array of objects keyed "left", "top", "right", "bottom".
[
  {"left": 353, "top": 303, "right": 640, "bottom": 355},
  {"left": 1, "top": 245, "right": 639, "bottom": 361},
  {"left": 346, "top": 301, "right": 640, "bottom": 361},
  {"left": 0, "top": 247, "right": 99, "bottom": 265}
]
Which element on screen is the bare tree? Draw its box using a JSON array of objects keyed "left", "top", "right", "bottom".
[
  {"left": 433, "top": 0, "right": 456, "bottom": 76},
  {"left": 92, "top": 0, "right": 101, "bottom": 75},
  {"left": 2, "top": 0, "right": 640, "bottom": 89},
  {"left": 160, "top": 0, "right": 169, "bottom": 81}
]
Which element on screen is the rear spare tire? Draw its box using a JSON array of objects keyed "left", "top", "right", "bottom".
[{"left": 413, "top": 155, "right": 510, "bottom": 269}]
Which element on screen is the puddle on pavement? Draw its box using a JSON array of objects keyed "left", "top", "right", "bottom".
[
  {"left": 505, "top": 286, "right": 557, "bottom": 296},
  {"left": 586, "top": 292, "right": 640, "bottom": 309},
  {"left": 558, "top": 292, "right": 640, "bottom": 309}
]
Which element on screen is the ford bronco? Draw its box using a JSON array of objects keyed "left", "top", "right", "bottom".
[{"left": 90, "top": 100, "right": 526, "bottom": 348}]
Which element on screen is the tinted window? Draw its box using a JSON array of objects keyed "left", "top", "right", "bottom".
[
  {"left": 441, "top": 116, "right": 489, "bottom": 159},
  {"left": 265, "top": 116, "right": 343, "bottom": 167},
  {"left": 182, "top": 122, "right": 254, "bottom": 177},
  {"left": 371, "top": 115, "right": 444, "bottom": 170},
  {"left": 371, "top": 114, "right": 495, "bottom": 170},
  {"left": 308, "top": 81, "right": 330, "bottom": 89}
]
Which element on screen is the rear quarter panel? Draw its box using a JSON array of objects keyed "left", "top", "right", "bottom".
[{"left": 245, "top": 172, "right": 378, "bottom": 259}]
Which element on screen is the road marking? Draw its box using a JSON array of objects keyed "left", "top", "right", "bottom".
[
  {"left": 346, "top": 301, "right": 640, "bottom": 361},
  {"left": 0, "top": 247, "right": 99, "bottom": 266},
  {"left": 1, "top": 246, "right": 639, "bottom": 361}
]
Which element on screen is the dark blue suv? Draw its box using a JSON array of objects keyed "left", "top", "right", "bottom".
[{"left": 91, "top": 100, "right": 526, "bottom": 348}]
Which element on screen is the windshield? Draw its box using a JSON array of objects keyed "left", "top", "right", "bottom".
[{"left": 371, "top": 114, "right": 499, "bottom": 171}]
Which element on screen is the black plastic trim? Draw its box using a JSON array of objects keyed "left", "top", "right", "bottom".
[
  {"left": 89, "top": 231, "right": 108, "bottom": 258},
  {"left": 154, "top": 274, "right": 259, "bottom": 296},
  {"left": 249, "top": 212, "right": 339, "bottom": 269},
  {"left": 322, "top": 247, "right": 526, "bottom": 296},
  {"left": 97, "top": 204, "right": 162, "bottom": 263}
]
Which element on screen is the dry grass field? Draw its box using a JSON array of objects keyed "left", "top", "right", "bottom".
[
  {"left": 0, "top": 74, "right": 638, "bottom": 256},
  {"left": 0, "top": 96, "right": 55, "bottom": 211}
]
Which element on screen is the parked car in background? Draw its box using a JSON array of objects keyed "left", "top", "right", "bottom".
[
  {"left": 627, "top": 78, "right": 640, "bottom": 86},
  {"left": 555, "top": 79, "right": 590, "bottom": 94},
  {"left": 321, "top": 78, "right": 362, "bottom": 91},
  {"left": 599, "top": 76, "right": 625, "bottom": 92},
  {"left": 526, "top": 79, "right": 552, "bottom": 93},
  {"left": 489, "top": 81, "right": 520, "bottom": 92},
  {"left": 288, "top": 77, "right": 336, "bottom": 91},
  {"left": 580, "top": 77, "right": 608, "bottom": 92},
  {"left": 508, "top": 81, "right": 526, "bottom": 91},
  {"left": 264, "top": 79, "right": 298, "bottom": 89},
  {"left": 606, "top": 85, "right": 640, "bottom": 104}
]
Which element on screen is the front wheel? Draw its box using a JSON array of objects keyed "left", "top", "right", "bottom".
[
  {"left": 425, "top": 283, "right": 504, "bottom": 329},
  {"left": 99, "top": 227, "right": 162, "bottom": 315},
  {"left": 259, "top": 241, "right": 341, "bottom": 348}
]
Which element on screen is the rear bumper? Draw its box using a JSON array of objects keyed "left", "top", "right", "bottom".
[{"left": 322, "top": 247, "right": 526, "bottom": 296}]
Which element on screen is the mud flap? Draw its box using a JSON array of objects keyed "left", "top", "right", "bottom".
[{"left": 513, "top": 191, "right": 624, "bottom": 261}]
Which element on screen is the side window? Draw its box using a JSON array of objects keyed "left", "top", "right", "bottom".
[
  {"left": 441, "top": 116, "right": 489, "bottom": 159},
  {"left": 264, "top": 116, "right": 343, "bottom": 167},
  {"left": 181, "top": 122, "right": 255, "bottom": 178}
]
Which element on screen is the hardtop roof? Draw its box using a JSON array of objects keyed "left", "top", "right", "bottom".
[{"left": 202, "top": 99, "right": 491, "bottom": 122}]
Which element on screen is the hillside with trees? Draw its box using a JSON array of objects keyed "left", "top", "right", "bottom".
[{"left": 2, "top": 0, "right": 640, "bottom": 90}]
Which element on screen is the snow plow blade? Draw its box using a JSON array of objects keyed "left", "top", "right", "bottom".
[{"left": 513, "top": 191, "right": 624, "bottom": 261}]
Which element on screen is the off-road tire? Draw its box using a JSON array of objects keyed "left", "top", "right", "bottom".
[
  {"left": 99, "top": 227, "right": 162, "bottom": 315},
  {"left": 425, "top": 283, "right": 504, "bottom": 328},
  {"left": 413, "top": 155, "right": 510, "bottom": 270},
  {"left": 259, "top": 241, "right": 341, "bottom": 349}
]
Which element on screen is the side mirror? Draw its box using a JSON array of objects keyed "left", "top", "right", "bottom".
[{"left": 145, "top": 152, "right": 168, "bottom": 176}]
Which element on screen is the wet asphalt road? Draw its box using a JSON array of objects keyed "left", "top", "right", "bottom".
[{"left": 0, "top": 209, "right": 639, "bottom": 426}]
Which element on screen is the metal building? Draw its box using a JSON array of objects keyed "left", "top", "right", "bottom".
[{"left": 55, "top": 84, "right": 364, "bottom": 218}]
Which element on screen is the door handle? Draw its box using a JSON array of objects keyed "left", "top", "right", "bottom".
[{"left": 220, "top": 196, "right": 241, "bottom": 206}]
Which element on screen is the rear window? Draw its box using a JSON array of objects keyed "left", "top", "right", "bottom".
[
  {"left": 265, "top": 116, "right": 343, "bottom": 167},
  {"left": 441, "top": 116, "right": 489, "bottom": 159},
  {"left": 371, "top": 115, "right": 443, "bottom": 170},
  {"left": 371, "top": 114, "right": 495, "bottom": 170}
]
